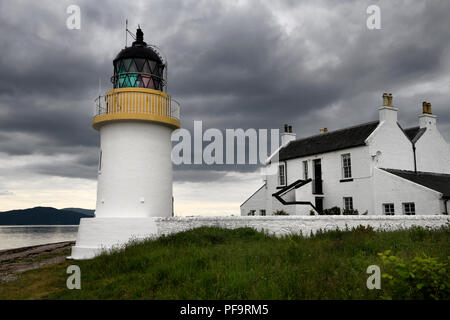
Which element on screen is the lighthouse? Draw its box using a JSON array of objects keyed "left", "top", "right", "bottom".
[{"left": 70, "top": 27, "right": 180, "bottom": 259}]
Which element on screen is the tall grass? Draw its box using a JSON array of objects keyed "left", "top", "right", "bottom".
[{"left": 38, "top": 225, "right": 449, "bottom": 300}]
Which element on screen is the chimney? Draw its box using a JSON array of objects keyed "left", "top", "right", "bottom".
[
  {"left": 387, "top": 94, "right": 393, "bottom": 106},
  {"left": 419, "top": 101, "right": 437, "bottom": 129},
  {"left": 382, "top": 93, "right": 389, "bottom": 106},
  {"left": 281, "top": 124, "right": 296, "bottom": 146},
  {"left": 379, "top": 92, "right": 398, "bottom": 123}
]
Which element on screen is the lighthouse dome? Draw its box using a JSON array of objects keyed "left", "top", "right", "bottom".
[{"left": 112, "top": 28, "right": 166, "bottom": 91}]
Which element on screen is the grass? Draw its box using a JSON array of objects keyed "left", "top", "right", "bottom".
[{"left": 0, "top": 225, "right": 449, "bottom": 300}]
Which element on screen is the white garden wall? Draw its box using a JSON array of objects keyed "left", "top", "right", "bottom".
[
  {"left": 71, "top": 215, "right": 449, "bottom": 259},
  {"left": 156, "top": 215, "right": 449, "bottom": 237}
]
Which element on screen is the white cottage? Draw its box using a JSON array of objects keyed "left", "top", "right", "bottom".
[{"left": 241, "top": 94, "right": 450, "bottom": 216}]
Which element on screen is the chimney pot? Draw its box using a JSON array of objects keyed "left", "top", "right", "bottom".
[
  {"left": 382, "top": 93, "right": 388, "bottom": 106},
  {"left": 427, "top": 103, "right": 432, "bottom": 114},
  {"left": 320, "top": 128, "right": 324, "bottom": 134},
  {"left": 387, "top": 93, "right": 393, "bottom": 107},
  {"left": 288, "top": 125, "right": 292, "bottom": 133},
  {"left": 422, "top": 101, "right": 428, "bottom": 114},
  {"left": 323, "top": 127, "right": 328, "bottom": 133},
  {"left": 284, "top": 124, "right": 288, "bottom": 133}
]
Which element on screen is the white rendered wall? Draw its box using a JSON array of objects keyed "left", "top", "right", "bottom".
[
  {"left": 284, "top": 146, "right": 374, "bottom": 215},
  {"left": 155, "top": 215, "right": 449, "bottom": 238},
  {"left": 95, "top": 121, "right": 174, "bottom": 218},
  {"left": 240, "top": 184, "right": 267, "bottom": 216},
  {"left": 247, "top": 143, "right": 444, "bottom": 216},
  {"left": 71, "top": 215, "right": 449, "bottom": 259},
  {"left": 366, "top": 119, "right": 415, "bottom": 171},
  {"left": 372, "top": 168, "right": 443, "bottom": 215},
  {"left": 415, "top": 115, "right": 450, "bottom": 174}
]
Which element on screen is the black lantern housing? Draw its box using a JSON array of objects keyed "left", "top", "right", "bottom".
[{"left": 112, "top": 28, "right": 166, "bottom": 91}]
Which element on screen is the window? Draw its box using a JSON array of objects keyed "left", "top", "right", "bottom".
[
  {"left": 341, "top": 153, "right": 352, "bottom": 179},
  {"left": 383, "top": 203, "right": 395, "bottom": 215},
  {"left": 260, "top": 210, "right": 266, "bottom": 216},
  {"left": 343, "top": 197, "right": 353, "bottom": 210},
  {"left": 248, "top": 210, "right": 256, "bottom": 216},
  {"left": 303, "top": 161, "right": 308, "bottom": 180},
  {"left": 278, "top": 164, "right": 286, "bottom": 186},
  {"left": 98, "top": 150, "right": 102, "bottom": 172},
  {"left": 403, "top": 202, "right": 415, "bottom": 215}
]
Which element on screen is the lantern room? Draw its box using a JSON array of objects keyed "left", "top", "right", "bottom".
[{"left": 111, "top": 28, "right": 166, "bottom": 92}]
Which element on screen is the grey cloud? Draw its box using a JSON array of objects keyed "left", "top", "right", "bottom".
[{"left": 0, "top": 0, "right": 449, "bottom": 184}]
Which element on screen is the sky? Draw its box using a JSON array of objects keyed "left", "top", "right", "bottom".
[{"left": 0, "top": 0, "right": 449, "bottom": 215}]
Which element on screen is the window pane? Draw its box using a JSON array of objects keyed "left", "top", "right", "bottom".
[
  {"left": 303, "top": 161, "right": 308, "bottom": 179},
  {"left": 122, "top": 59, "right": 132, "bottom": 72},
  {"left": 148, "top": 60, "right": 157, "bottom": 73},
  {"left": 383, "top": 203, "right": 395, "bottom": 215},
  {"left": 128, "top": 59, "right": 137, "bottom": 73},
  {"left": 278, "top": 165, "right": 285, "bottom": 185},
  {"left": 134, "top": 58, "right": 146, "bottom": 72},
  {"left": 342, "top": 154, "right": 352, "bottom": 178}
]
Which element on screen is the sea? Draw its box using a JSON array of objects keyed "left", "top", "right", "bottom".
[{"left": 0, "top": 226, "right": 79, "bottom": 251}]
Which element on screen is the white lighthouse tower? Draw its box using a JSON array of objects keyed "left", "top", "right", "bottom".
[{"left": 70, "top": 27, "right": 180, "bottom": 259}]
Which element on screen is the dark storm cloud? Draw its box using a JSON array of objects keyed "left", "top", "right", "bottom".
[{"left": 0, "top": 0, "right": 449, "bottom": 182}]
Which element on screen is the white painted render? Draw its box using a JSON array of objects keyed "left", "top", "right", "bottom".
[
  {"left": 372, "top": 168, "right": 444, "bottom": 215},
  {"left": 365, "top": 107, "right": 414, "bottom": 171},
  {"left": 281, "top": 132, "right": 296, "bottom": 146},
  {"left": 69, "top": 217, "right": 159, "bottom": 259},
  {"left": 241, "top": 104, "right": 449, "bottom": 216},
  {"left": 95, "top": 121, "right": 174, "bottom": 218},
  {"left": 415, "top": 114, "right": 450, "bottom": 174},
  {"left": 240, "top": 184, "right": 267, "bottom": 216}
]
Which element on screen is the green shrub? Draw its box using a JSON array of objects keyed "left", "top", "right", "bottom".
[
  {"left": 343, "top": 209, "right": 359, "bottom": 215},
  {"left": 378, "top": 250, "right": 449, "bottom": 300},
  {"left": 273, "top": 209, "right": 288, "bottom": 216},
  {"left": 351, "top": 224, "right": 375, "bottom": 235},
  {"left": 321, "top": 206, "right": 341, "bottom": 215}
]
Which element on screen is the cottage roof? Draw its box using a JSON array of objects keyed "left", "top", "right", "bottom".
[{"left": 279, "top": 121, "right": 425, "bottom": 161}]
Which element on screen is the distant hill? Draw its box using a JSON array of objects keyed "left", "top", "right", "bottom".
[
  {"left": 62, "top": 208, "right": 95, "bottom": 216},
  {"left": 0, "top": 207, "right": 95, "bottom": 225}
]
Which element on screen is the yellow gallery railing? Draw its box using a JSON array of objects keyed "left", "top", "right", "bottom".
[{"left": 92, "top": 88, "right": 180, "bottom": 129}]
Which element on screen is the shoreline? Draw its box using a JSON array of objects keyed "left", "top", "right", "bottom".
[{"left": 0, "top": 241, "right": 74, "bottom": 283}]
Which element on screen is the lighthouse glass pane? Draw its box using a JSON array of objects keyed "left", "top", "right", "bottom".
[
  {"left": 142, "top": 75, "right": 154, "bottom": 89},
  {"left": 128, "top": 59, "right": 137, "bottom": 73},
  {"left": 148, "top": 60, "right": 157, "bottom": 73},
  {"left": 122, "top": 59, "right": 132, "bottom": 72},
  {"left": 115, "top": 60, "right": 123, "bottom": 74},
  {"left": 141, "top": 60, "right": 151, "bottom": 74},
  {"left": 135, "top": 58, "right": 146, "bottom": 72},
  {"left": 154, "top": 79, "right": 161, "bottom": 90},
  {"left": 118, "top": 74, "right": 127, "bottom": 87},
  {"left": 128, "top": 74, "right": 139, "bottom": 87}
]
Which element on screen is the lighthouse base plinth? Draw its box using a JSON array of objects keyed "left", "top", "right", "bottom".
[{"left": 68, "top": 217, "right": 158, "bottom": 260}]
